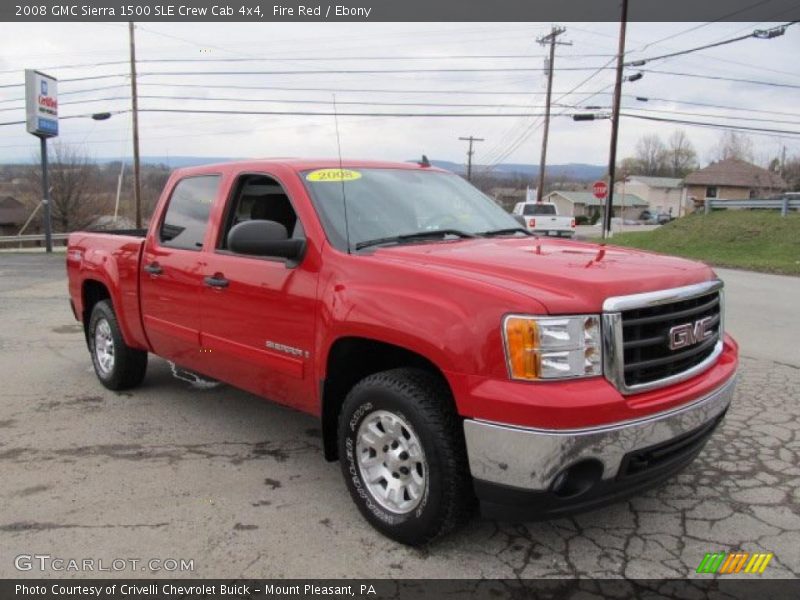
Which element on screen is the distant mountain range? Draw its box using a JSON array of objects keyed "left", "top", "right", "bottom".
[
  {"left": 425, "top": 159, "right": 606, "bottom": 181},
  {"left": 110, "top": 156, "right": 607, "bottom": 181},
  {"left": 0, "top": 154, "right": 605, "bottom": 181}
]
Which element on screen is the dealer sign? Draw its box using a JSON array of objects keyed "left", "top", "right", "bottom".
[{"left": 25, "top": 69, "right": 58, "bottom": 137}]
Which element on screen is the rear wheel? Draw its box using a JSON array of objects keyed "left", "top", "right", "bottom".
[
  {"left": 87, "top": 300, "right": 147, "bottom": 390},
  {"left": 338, "top": 368, "right": 474, "bottom": 545}
]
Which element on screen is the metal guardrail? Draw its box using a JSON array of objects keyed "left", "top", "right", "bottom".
[
  {"left": 0, "top": 233, "right": 70, "bottom": 246},
  {"left": 705, "top": 198, "right": 800, "bottom": 216},
  {"left": 0, "top": 229, "right": 146, "bottom": 247}
]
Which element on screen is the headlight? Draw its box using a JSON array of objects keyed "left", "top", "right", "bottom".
[{"left": 502, "top": 315, "right": 602, "bottom": 381}]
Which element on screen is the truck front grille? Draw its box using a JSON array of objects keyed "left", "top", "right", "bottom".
[
  {"left": 621, "top": 290, "right": 721, "bottom": 387},
  {"left": 603, "top": 281, "right": 724, "bottom": 394}
]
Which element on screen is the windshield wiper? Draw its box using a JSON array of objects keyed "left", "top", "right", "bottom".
[
  {"left": 355, "top": 229, "right": 477, "bottom": 251},
  {"left": 477, "top": 227, "right": 532, "bottom": 237}
]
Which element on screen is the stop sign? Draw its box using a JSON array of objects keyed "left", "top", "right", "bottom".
[{"left": 592, "top": 180, "right": 608, "bottom": 199}]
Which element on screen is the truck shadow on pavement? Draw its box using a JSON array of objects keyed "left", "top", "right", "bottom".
[{"left": 1, "top": 354, "right": 798, "bottom": 579}]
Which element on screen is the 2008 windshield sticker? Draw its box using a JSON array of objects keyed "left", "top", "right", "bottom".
[{"left": 306, "top": 169, "right": 362, "bottom": 182}]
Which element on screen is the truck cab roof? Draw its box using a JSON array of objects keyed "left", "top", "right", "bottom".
[{"left": 171, "top": 158, "right": 448, "bottom": 177}]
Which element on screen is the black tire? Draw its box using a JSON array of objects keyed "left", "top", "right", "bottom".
[
  {"left": 87, "top": 300, "right": 147, "bottom": 390},
  {"left": 338, "top": 368, "right": 474, "bottom": 545}
]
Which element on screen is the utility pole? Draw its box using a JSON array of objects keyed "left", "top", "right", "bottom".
[
  {"left": 780, "top": 144, "right": 787, "bottom": 180},
  {"left": 536, "top": 26, "right": 571, "bottom": 203},
  {"left": 129, "top": 22, "right": 142, "bottom": 229},
  {"left": 459, "top": 136, "right": 484, "bottom": 181},
  {"left": 603, "top": 0, "right": 629, "bottom": 239}
]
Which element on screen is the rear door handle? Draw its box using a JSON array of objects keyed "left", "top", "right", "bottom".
[
  {"left": 204, "top": 274, "right": 229, "bottom": 289},
  {"left": 144, "top": 262, "right": 162, "bottom": 275}
]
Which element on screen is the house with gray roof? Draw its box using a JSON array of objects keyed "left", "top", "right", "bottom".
[
  {"left": 544, "top": 191, "right": 648, "bottom": 221},
  {"left": 684, "top": 158, "right": 786, "bottom": 209}
]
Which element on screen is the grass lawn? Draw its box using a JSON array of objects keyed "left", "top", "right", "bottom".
[{"left": 610, "top": 210, "right": 800, "bottom": 276}]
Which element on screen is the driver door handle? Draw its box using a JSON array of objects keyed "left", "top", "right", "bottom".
[
  {"left": 144, "top": 262, "right": 162, "bottom": 275},
  {"left": 204, "top": 274, "right": 229, "bottom": 289}
]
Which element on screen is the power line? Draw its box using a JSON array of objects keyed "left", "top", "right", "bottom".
[
  {"left": 0, "top": 82, "right": 555, "bottom": 103},
  {"left": 3, "top": 85, "right": 796, "bottom": 119},
  {"left": 138, "top": 108, "right": 555, "bottom": 118},
  {"left": 0, "top": 66, "right": 623, "bottom": 89},
  {"left": 60, "top": 84, "right": 130, "bottom": 97},
  {"left": 2, "top": 108, "right": 797, "bottom": 138},
  {"left": 0, "top": 95, "right": 548, "bottom": 113},
  {"left": 6, "top": 93, "right": 799, "bottom": 127},
  {"left": 629, "top": 96, "right": 800, "bottom": 119},
  {"left": 0, "top": 51, "right": 638, "bottom": 75},
  {"left": 627, "top": 0, "right": 781, "bottom": 52},
  {"left": 137, "top": 66, "right": 614, "bottom": 77},
  {"left": 0, "top": 110, "right": 130, "bottom": 127},
  {"left": 0, "top": 96, "right": 131, "bottom": 113},
  {"left": 0, "top": 73, "right": 129, "bottom": 89},
  {"left": 570, "top": 18, "right": 799, "bottom": 80},
  {"left": 620, "top": 113, "right": 800, "bottom": 136},
  {"left": 0, "top": 94, "right": 553, "bottom": 113},
  {"left": 0, "top": 54, "right": 555, "bottom": 74},
  {"left": 624, "top": 22, "right": 796, "bottom": 67},
  {"left": 641, "top": 69, "right": 800, "bottom": 89},
  {"left": 621, "top": 106, "right": 800, "bottom": 126},
  {"left": 480, "top": 57, "right": 618, "bottom": 170},
  {"left": 140, "top": 95, "right": 543, "bottom": 109},
  {"left": 135, "top": 82, "right": 584, "bottom": 95}
]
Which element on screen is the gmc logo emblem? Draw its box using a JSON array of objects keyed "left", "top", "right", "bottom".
[{"left": 668, "top": 317, "right": 714, "bottom": 351}]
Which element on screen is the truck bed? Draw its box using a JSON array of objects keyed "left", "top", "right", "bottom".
[{"left": 66, "top": 230, "right": 150, "bottom": 351}]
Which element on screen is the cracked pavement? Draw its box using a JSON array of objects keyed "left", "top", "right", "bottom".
[{"left": 0, "top": 254, "right": 798, "bottom": 579}]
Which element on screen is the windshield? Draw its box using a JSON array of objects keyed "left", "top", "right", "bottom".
[
  {"left": 302, "top": 168, "right": 521, "bottom": 251},
  {"left": 523, "top": 204, "right": 556, "bottom": 216}
]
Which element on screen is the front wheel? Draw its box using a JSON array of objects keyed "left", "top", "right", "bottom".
[
  {"left": 338, "top": 368, "right": 474, "bottom": 545},
  {"left": 87, "top": 300, "right": 148, "bottom": 390}
]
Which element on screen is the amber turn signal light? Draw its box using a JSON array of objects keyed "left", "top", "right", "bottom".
[{"left": 503, "top": 316, "right": 540, "bottom": 380}]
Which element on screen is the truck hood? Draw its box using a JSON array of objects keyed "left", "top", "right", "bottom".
[{"left": 371, "top": 237, "right": 716, "bottom": 314}]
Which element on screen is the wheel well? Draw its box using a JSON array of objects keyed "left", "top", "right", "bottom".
[
  {"left": 82, "top": 280, "right": 111, "bottom": 337},
  {"left": 320, "top": 337, "right": 450, "bottom": 461}
]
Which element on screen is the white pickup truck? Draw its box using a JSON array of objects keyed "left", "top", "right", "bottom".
[{"left": 512, "top": 201, "right": 576, "bottom": 237}]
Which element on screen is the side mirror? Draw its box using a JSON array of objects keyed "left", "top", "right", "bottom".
[{"left": 227, "top": 220, "right": 306, "bottom": 262}]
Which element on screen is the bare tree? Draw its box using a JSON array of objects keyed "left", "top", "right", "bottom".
[
  {"left": 713, "top": 131, "right": 755, "bottom": 163},
  {"left": 782, "top": 154, "right": 800, "bottom": 191},
  {"left": 140, "top": 163, "right": 171, "bottom": 221},
  {"left": 666, "top": 130, "right": 698, "bottom": 177},
  {"left": 26, "top": 142, "right": 106, "bottom": 232},
  {"left": 633, "top": 134, "right": 669, "bottom": 176},
  {"left": 617, "top": 156, "right": 639, "bottom": 181}
]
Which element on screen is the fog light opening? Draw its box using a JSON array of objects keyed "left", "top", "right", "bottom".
[{"left": 550, "top": 459, "right": 604, "bottom": 498}]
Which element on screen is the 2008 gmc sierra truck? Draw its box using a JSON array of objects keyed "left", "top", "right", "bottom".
[{"left": 67, "top": 159, "right": 738, "bottom": 545}]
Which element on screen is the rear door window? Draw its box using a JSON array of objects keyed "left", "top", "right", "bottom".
[{"left": 159, "top": 175, "right": 220, "bottom": 250}]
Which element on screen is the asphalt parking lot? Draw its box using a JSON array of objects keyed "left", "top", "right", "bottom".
[{"left": 0, "top": 253, "right": 798, "bottom": 579}]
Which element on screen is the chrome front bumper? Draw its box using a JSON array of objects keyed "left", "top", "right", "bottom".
[{"left": 463, "top": 374, "right": 736, "bottom": 492}]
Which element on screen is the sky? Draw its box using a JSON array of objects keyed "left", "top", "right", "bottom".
[{"left": 0, "top": 21, "right": 798, "bottom": 172}]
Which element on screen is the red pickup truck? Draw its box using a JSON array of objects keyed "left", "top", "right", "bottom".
[{"left": 67, "top": 159, "right": 738, "bottom": 545}]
